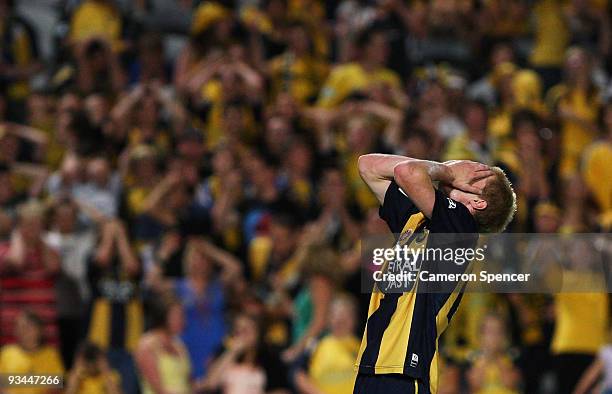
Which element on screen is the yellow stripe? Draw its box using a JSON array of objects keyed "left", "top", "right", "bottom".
[
  {"left": 415, "top": 379, "right": 418, "bottom": 393},
  {"left": 88, "top": 299, "right": 111, "bottom": 349},
  {"left": 374, "top": 286, "right": 418, "bottom": 373},
  {"left": 401, "top": 213, "right": 426, "bottom": 235},
  {"left": 429, "top": 346, "right": 439, "bottom": 394},
  {"left": 126, "top": 300, "right": 144, "bottom": 352}
]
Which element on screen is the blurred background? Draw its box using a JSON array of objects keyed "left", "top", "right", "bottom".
[{"left": 0, "top": 0, "right": 611, "bottom": 393}]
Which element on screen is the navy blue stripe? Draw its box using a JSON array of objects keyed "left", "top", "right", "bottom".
[
  {"left": 109, "top": 302, "right": 126, "bottom": 348},
  {"left": 446, "top": 281, "right": 468, "bottom": 322},
  {"left": 359, "top": 293, "right": 401, "bottom": 370}
]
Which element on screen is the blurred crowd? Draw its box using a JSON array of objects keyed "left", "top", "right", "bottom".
[{"left": 0, "top": 0, "right": 611, "bottom": 393}]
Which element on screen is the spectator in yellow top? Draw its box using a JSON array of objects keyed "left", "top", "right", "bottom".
[
  {"left": 581, "top": 101, "right": 612, "bottom": 230},
  {"left": 175, "top": 1, "right": 234, "bottom": 94},
  {"left": 551, "top": 238, "right": 609, "bottom": 394},
  {"left": 487, "top": 62, "right": 518, "bottom": 140},
  {"left": 0, "top": 0, "right": 42, "bottom": 121},
  {"left": 65, "top": 342, "right": 122, "bottom": 394},
  {"left": 0, "top": 310, "right": 65, "bottom": 394},
  {"left": 467, "top": 313, "right": 521, "bottom": 394},
  {"left": 316, "top": 27, "right": 401, "bottom": 108},
  {"left": 268, "top": 21, "right": 329, "bottom": 104},
  {"left": 529, "top": 0, "right": 570, "bottom": 89},
  {"left": 505, "top": 110, "right": 551, "bottom": 231},
  {"left": 69, "top": 0, "right": 122, "bottom": 50},
  {"left": 294, "top": 294, "right": 360, "bottom": 394},
  {"left": 549, "top": 47, "right": 601, "bottom": 179}
]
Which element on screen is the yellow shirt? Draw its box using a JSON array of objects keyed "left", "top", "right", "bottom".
[
  {"left": 309, "top": 335, "right": 360, "bottom": 394},
  {"left": 471, "top": 354, "right": 519, "bottom": 394},
  {"left": 70, "top": 0, "right": 121, "bottom": 47},
  {"left": 557, "top": 87, "right": 600, "bottom": 177},
  {"left": 269, "top": 54, "right": 329, "bottom": 104},
  {"left": 552, "top": 272, "right": 609, "bottom": 354},
  {"left": 0, "top": 345, "right": 64, "bottom": 394},
  {"left": 3, "top": 18, "right": 37, "bottom": 100},
  {"left": 529, "top": 0, "right": 569, "bottom": 67},
  {"left": 317, "top": 63, "right": 401, "bottom": 108},
  {"left": 443, "top": 293, "right": 505, "bottom": 362},
  {"left": 73, "top": 370, "right": 121, "bottom": 394},
  {"left": 582, "top": 140, "right": 612, "bottom": 228},
  {"left": 195, "top": 80, "right": 258, "bottom": 148},
  {"left": 142, "top": 345, "right": 191, "bottom": 394}
]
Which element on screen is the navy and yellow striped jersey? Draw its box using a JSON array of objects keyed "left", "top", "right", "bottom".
[
  {"left": 355, "top": 182, "right": 478, "bottom": 393},
  {"left": 86, "top": 256, "right": 144, "bottom": 352}
]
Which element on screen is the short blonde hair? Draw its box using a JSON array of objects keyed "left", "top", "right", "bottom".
[
  {"left": 473, "top": 167, "right": 517, "bottom": 233},
  {"left": 17, "top": 201, "right": 46, "bottom": 222}
]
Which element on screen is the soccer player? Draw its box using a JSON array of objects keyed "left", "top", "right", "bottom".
[{"left": 354, "top": 154, "right": 516, "bottom": 394}]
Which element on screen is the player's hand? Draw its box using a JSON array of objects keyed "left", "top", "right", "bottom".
[{"left": 444, "top": 160, "right": 493, "bottom": 194}]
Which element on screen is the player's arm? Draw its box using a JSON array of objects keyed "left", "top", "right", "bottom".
[
  {"left": 358, "top": 154, "right": 416, "bottom": 204},
  {"left": 393, "top": 160, "right": 491, "bottom": 218}
]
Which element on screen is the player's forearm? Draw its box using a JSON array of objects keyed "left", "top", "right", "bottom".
[
  {"left": 393, "top": 160, "right": 453, "bottom": 184},
  {"left": 358, "top": 154, "right": 416, "bottom": 204},
  {"left": 358, "top": 154, "right": 415, "bottom": 180},
  {"left": 392, "top": 160, "right": 452, "bottom": 218}
]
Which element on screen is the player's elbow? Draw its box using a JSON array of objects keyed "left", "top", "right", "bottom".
[
  {"left": 358, "top": 154, "right": 377, "bottom": 179},
  {"left": 393, "top": 162, "right": 415, "bottom": 182},
  {"left": 394, "top": 162, "right": 427, "bottom": 188}
]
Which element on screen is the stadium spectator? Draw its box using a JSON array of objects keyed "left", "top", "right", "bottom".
[
  {"left": 0, "top": 310, "right": 64, "bottom": 394},
  {"left": 135, "top": 296, "right": 191, "bottom": 394},
  {"left": 85, "top": 219, "right": 142, "bottom": 394},
  {"left": 200, "top": 313, "right": 269, "bottom": 394},
  {"left": 467, "top": 313, "right": 522, "bottom": 394},
  {"left": 294, "top": 294, "right": 360, "bottom": 394},
  {"left": 146, "top": 237, "right": 241, "bottom": 379},
  {"left": 0, "top": 201, "right": 60, "bottom": 345},
  {"left": 65, "top": 341, "right": 123, "bottom": 394}
]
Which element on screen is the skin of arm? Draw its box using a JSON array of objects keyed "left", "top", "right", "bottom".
[
  {"left": 360, "top": 154, "right": 491, "bottom": 217},
  {"left": 357, "top": 154, "right": 417, "bottom": 204},
  {"left": 358, "top": 101, "right": 404, "bottom": 147},
  {"left": 111, "top": 85, "right": 144, "bottom": 129},
  {"left": 197, "top": 239, "right": 243, "bottom": 284},
  {"left": 99, "top": 358, "right": 123, "bottom": 394},
  {"left": 393, "top": 159, "right": 453, "bottom": 218},
  {"left": 94, "top": 221, "right": 117, "bottom": 267},
  {"left": 64, "top": 358, "right": 86, "bottom": 394},
  {"left": 141, "top": 172, "right": 181, "bottom": 225},
  {"left": 42, "top": 242, "right": 61, "bottom": 274},
  {"left": 199, "top": 346, "right": 241, "bottom": 391},
  {"left": 294, "top": 369, "right": 324, "bottom": 394},
  {"left": 6, "top": 229, "right": 26, "bottom": 268},
  {"left": 113, "top": 221, "right": 140, "bottom": 277},
  {"left": 135, "top": 336, "right": 167, "bottom": 394},
  {"left": 466, "top": 362, "right": 486, "bottom": 393},
  {"left": 573, "top": 356, "right": 603, "bottom": 394},
  {"left": 283, "top": 275, "right": 333, "bottom": 361}
]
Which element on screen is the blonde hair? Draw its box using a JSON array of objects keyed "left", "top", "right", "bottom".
[
  {"left": 473, "top": 167, "right": 517, "bottom": 233},
  {"left": 17, "top": 201, "right": 46, "bottom": 222}
]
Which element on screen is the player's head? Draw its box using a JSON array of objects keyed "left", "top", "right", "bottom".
[{"left": 446, "top": 166, "right": 516, "bottom": 233}]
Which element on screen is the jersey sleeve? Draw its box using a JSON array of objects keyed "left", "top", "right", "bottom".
[
  {"left": 379, "top": 181, "right": 419, "bottom": 233},
  {"left": 429, "top": 189, "right": 478, "bottom": 234}
]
